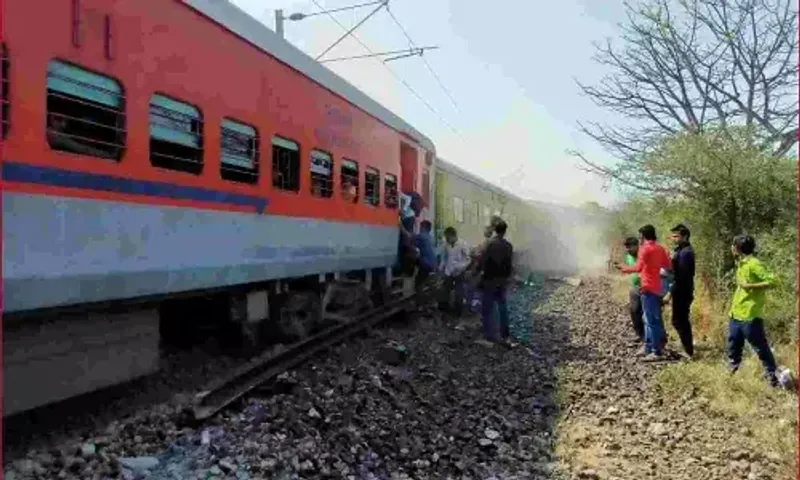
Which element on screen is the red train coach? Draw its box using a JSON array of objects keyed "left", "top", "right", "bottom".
[{"left": 1, "top": 0, "right": 436, "bottom": 415}]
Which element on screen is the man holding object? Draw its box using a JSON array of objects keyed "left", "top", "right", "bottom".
[{"left": 615, "top": 225, "right": 672, "bottom": 361}]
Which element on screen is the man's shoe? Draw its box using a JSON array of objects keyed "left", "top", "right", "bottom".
[{"left": 643, "top": 352, "right": 664, "bottom": 362}]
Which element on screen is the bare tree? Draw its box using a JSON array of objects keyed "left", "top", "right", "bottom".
[{"left": 573, "top": 0, "right": 798, "bottom": 191}]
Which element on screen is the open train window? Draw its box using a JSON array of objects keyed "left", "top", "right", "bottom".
[
  {"left": 364, "top": 167, "right": 380, "bottom": 206},
  {"left": 453, "top": 197, "right": 464, "bottom": 223},
  {"left": 310, "top": 150, "right": 333, "bottom": 198},
  {"left": 341, "top": 159, "right": 359, "bottom": 203},
  {"left": 149, "top": 94, "right": 203, "bottom": 174},
  {"left": 384, "top": 173, "right": 398, "bottom": 209},
  {"left": 272, "top": 137, "right": 300, "bottom": 192},
  {"left": 221, "top": 118, "right": 258, "bottom": 184},
  {"left": 46, "top": 60, "right": 125, "bottom": 160},
  {"left": 1, "top": 44, "right": 9, "bottom": 139}
]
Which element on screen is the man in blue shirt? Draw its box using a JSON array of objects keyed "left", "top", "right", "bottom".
[
  {"left": 415, "top": 220, "right": 437, "bottom": 277},
  {"left": 397, "top": 192, "right": 425, "bottom": 275}
]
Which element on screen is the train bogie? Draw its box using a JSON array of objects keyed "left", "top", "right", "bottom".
[{"left": 2, "top": 0, "right": 436, "bottom": 415}]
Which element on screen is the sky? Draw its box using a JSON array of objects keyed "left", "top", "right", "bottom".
[{"left": 230, "top": 0, "right": 631, "bottom": 207}]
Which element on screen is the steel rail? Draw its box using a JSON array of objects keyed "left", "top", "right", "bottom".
[{"left": 192, "top": 290, "right": 421, "bottom": 420}]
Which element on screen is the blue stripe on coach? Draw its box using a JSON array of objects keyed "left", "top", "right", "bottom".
[{"left": 2, "top": 161, "right": 269, "bottom": 213}]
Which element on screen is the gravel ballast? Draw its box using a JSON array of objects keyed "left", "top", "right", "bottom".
[{"left": 5, "top": 275, "right": 795, "bottom": 479}]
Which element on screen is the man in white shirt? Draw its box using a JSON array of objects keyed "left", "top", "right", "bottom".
[{"left": 438, "top": 227, "right": 471, "bottom": 316}]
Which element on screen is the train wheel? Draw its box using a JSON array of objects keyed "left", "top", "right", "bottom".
[{"left": 277, "top": 291, "right": 321, "bottom": 342}]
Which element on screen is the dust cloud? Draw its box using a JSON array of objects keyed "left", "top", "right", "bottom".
[{"left": 514, "top": 201, "right": 610, "bottom": 277}]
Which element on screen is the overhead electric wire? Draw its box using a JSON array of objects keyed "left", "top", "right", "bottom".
[
  {"left": 307, "top": 0, "right": 462, "bottom": 136},
  {"left": 320, "top": 46, "right": 439, "bottom": 64},
  {"left": 315, "top": 0, "right": 386, "bottom": 61},
  {"left": 384, "top": 7, "right": 461, "bottom": 113}
]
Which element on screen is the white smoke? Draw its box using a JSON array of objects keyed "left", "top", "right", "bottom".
[{"left": 515, "top": 201, "right": 610, "bottom": 276}]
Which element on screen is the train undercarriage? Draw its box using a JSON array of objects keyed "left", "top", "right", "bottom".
[{"left": 4, "top": 267, "right": 417, "bottom": 417}]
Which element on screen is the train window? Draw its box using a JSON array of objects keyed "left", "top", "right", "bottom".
[
  {"left": 272, "top": 136, "right": 300, "bottom": 192},
  {"left": 483, "top": 206, "right": 491, "bottom": 224},
  {"left": 473, "top": 201, "right": 480, "bottom": 225},
  {"left": 310, "top": 150, "right": 333, "bottom": 198},
  {"left": 220, "top": 118, "right": 258, "bottom": 184},
  {"left": 341, "top": 159, "right": 359, "bottom": 203},
  {"left": 453, "top": 197, "right": 464, "bottom": 223},
  {"left": 149, "top": 94, "right": 203, "bottom": 174},
  {"left": 384, "top": 173, "right": 398, "bottom": 209},
  {"left": 46, "top": 60, "right": 125, "bottom": 160},
  {"left": 1, "top": 44, "right": 9, "bottom": 139},
  {"left": 364, "top": 167, "right": 380, "bottom": 206}
]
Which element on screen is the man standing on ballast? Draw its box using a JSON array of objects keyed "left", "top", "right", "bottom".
[{"left": 664, "top": 224, "right": 696, "bottom": 358}]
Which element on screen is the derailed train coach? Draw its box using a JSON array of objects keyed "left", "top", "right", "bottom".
[
  {"left": 1, "top": 0, "right": 437, "bottom": 415},
  {"left": 434, "top": 159, "right": 608, "bottom": 276}
]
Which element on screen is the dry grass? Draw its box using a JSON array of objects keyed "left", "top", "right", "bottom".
[
  {"left": 607, "top": 273, "right": 798, "bottom": 478},
  {"left": 657, "top": 344, "right": 798, "bottom": 478}
]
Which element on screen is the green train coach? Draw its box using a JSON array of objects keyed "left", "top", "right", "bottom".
[
  {"left": 432, "top": 158, "right": 609, "bottom": 276},
  {"left": 434, "top": 159, "right": 543, "bottom": 272}
]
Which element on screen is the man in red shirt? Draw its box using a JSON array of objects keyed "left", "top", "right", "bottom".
[{"left": 616, "top": 225, "right": 672, "bottom": 360}]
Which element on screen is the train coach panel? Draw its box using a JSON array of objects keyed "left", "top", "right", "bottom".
[
  {"left": 434, "top": 160, "right": 522, "bottom": 247},
  {"left": 1, "top": 0, "right": 435, "bottom": 312}
]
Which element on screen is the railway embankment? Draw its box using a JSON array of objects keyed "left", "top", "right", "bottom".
[
  {"left": 552, "top": 277, "right": 797, "bottom": 480},
  {"left": 5, "top": 276, "right": 796, "bottom": 480}
]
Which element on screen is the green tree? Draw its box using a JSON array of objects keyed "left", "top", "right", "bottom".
[{"left": 572, "top": 0, "right": 798, "bottom": 188}]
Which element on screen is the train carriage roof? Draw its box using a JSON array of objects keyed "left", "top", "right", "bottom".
[
  {"left": 184, "top": 0, "right": 435, "bottom": 153},
  {"left": 437, "top": 158, "right": 604, "bottom": 221},
  {"left": 436, "top": 157, "right": 527, "bottom": 205}
]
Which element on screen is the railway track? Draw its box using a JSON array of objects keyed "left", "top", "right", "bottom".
[{"left": 192, "top": 289, "right": 423, "bottom": 421}]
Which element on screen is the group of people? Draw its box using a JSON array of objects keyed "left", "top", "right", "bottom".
[
  {"left": 398, "top": 193, "right": 516, "bottom": 347},
  {"left": 616, "top": 224, "right": 780, "bottom": 387}
]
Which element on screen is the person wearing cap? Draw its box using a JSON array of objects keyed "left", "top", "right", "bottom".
[{"left": 623, "top": 237, "right": 645, "bottom": 344}]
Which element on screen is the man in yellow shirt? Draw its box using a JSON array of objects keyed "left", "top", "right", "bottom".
[{"left": 728, "top": 235, "right": 779, "bottom": 387}]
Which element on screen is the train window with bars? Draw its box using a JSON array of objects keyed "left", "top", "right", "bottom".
[
  {"left": 310, "top": 150, "right": 333, "bottom": 198},
  {"left": 220, "top": 118, "right": 258, "bottom": 184},
  {"left": 272, "top": 136, "right": 300, "bottom": 192},
  {"left": 341, "top": 159, "right": 359, "bottom": 203},
  {"left": 384, "top": 173, "right": 398, "bottom": 209},
  {"left": 149, "top": 94, "right": 203, "bottom": 174},
  {"left": 1, "top": 44, "right": 9, "bottom": 139},
  {"left": 46, "top": 60, "right": 125, "bottom": 160},
  {"left": 453, "top": 197, "right": 465, "bottom": 223},
  {"left": 364, "top": 167, "right": 380, "bottom": 206}
]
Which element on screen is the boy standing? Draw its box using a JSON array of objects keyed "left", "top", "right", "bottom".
[
  {"left": 438, "top": 227, "right": 471, "bottom": 315},
  {"left": 623, "top": 237, "right": 645, "bottom": 343},
  {"left": 664, "top": 224, "right": 696, "bottom": 358},
  {"left": 728, "top": 235, "right": 779, "bottom": 387},
  {"left": 479, "top": 221, "right": 514, "bottom": 344},
  {"left": 616, "top": 225, "right": 671, "bottom": 361}
]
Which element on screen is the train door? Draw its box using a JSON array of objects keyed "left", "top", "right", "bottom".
[{"left": 400, "top": 142, "right": 418, "bottom": 194}]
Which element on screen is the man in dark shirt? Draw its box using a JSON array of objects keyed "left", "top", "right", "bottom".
[
  {"left": 665, "top": 223, "right": 696, "bottom": 358},
  {"left": 414, "top": 220, "right": 437, "bottom": 294},
  {"left": 478, "top": 220, "right": 514, "bottom": 344},
  {"left": 415, "top": 221, "right": 437, "bottom": 274}
]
